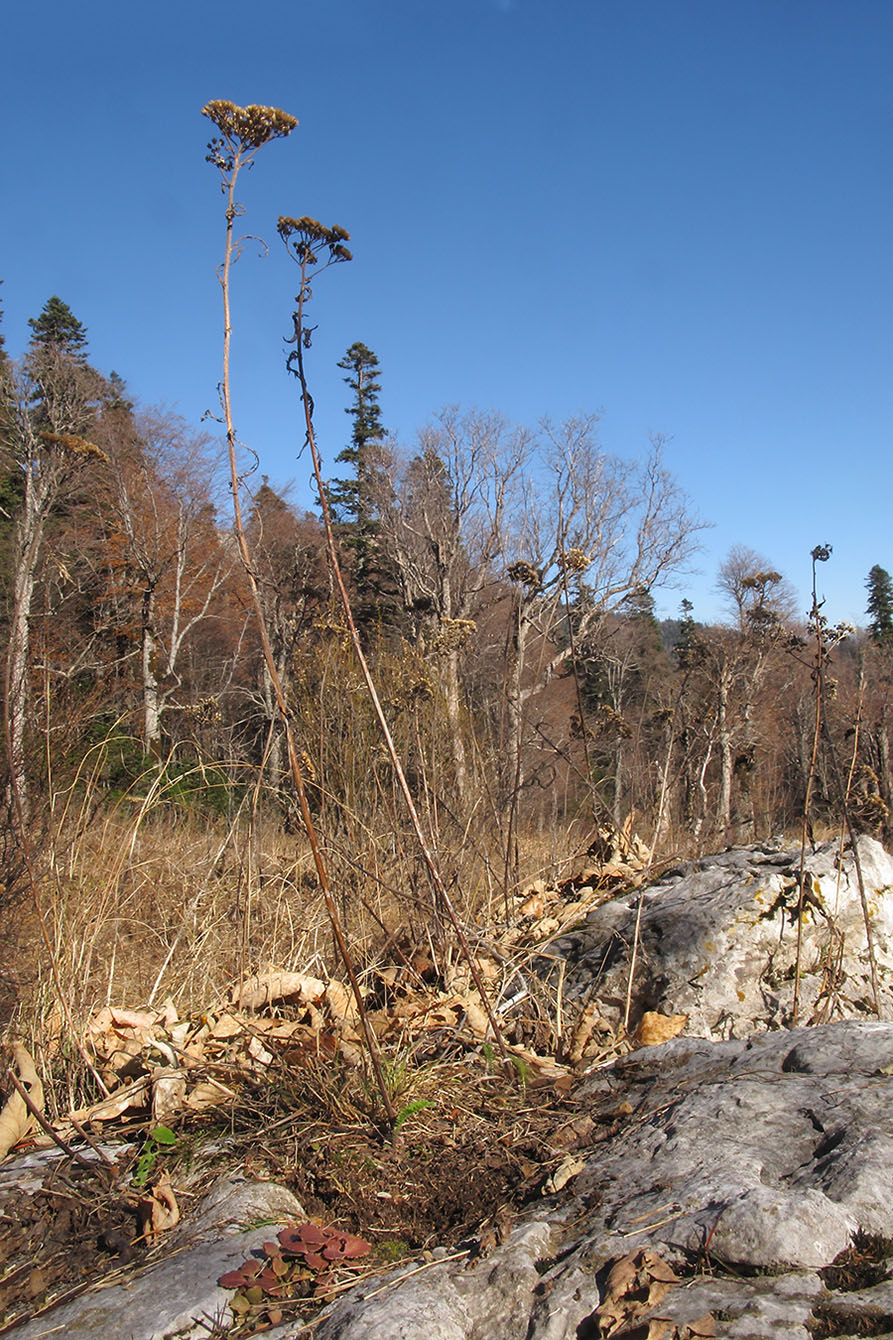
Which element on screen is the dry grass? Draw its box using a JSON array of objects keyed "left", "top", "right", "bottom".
[{"left": 1, "top": 754, "right": 597, "bottom": 1107}]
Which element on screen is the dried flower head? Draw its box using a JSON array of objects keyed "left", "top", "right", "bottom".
[
  {"left": 594, "top": 704, "right": 634, "bottom": 740},
  {"left": 431, "top": 618, "right": 477, "bottom": 654},
  {"left": 39, "top": 432, "right": 109, "bottom": 463},
  {"left": 507, "top": 560, "right": 542, "bottom": 590},
  {"left": 202, "top": 101, "right": 298, "bottom": 150},
  {"left": 277, "top": 216, "right": 352, "bottom": 266},
  {"left": 558, "top": 547, "right": 591, "bottom": 575}
]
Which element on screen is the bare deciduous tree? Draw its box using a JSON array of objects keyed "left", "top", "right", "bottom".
[
  {"left": 2, "top": 349, "right": 107, "bottom": 814},
  {"left": 375, "top": 407, "right": 531, "bottom": 793},
  {"left": 104, "top": 410, "right": 233, "bottom": 753},
  {"left": 502, "top": 418, "right": 701, "bottom": 806}
]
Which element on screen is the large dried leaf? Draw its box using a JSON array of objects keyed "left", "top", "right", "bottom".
[
  {"left": 508, "top": 1045, "right": 574, "bottom": 1086},
  {"left": 210, "top": 1012, "right": 245, "bottom": 1040},
  {"left": 567, "top": 1000, "right": 605, "bottom": 1065},
  {"left": 231, "top": 970, "right": 326, "bottom": 1011},
  {"left": 325, "top": 980, "right": 358, "bottom": 1023},
  {"left": 137, "top": 1171, "right": 180, "bottom": 1238},
  {"left": 70, "top": 1075, "right": 150, "bottom": 1124},
  {"left": 0, "top": 1044, "right": 43, "bottom": 1161},
  {"left": 596, "top": 1250, "right": 714, "bottom": 1339},
  {"left": 151, "top": 1068, "right": 186, "bottom": 1122},
  {"left": 461, "top": 999, "right": 491, "bottom": 1039},
  {"left": 543, "top": 1155, "right": 586, "bottom": 1194},
  {"left": 184, "top": 1078, "right": 237, "bottom": 1111}
]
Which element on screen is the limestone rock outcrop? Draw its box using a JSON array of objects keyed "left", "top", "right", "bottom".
[{"left": 549, "top": 834, "right": 893, "bottom": 1036}]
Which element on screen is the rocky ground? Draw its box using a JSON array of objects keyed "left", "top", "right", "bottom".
[{"left": 3, "top": 833, "right": 893, "bottom": 1338}]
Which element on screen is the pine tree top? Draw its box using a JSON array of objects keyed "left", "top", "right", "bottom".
[
  {"left": 336, "top": 343, "right": 384, "bottom": 455},
  {"left": 866, "top": 564, "right": 893, "bottom": 645},
  {"left": 28, "top": 296, "right": 88, "bottom": 358}
]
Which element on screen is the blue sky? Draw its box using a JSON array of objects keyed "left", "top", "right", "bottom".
[{"left": 3, "top": 0, "right": 892, "bottom": 625}]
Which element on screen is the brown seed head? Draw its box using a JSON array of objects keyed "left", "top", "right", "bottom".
[
  {"left": 39, "top": 432, "right": 110, "bottom": 463},
  {"left": 277, "top": 216, "right": 353, "bottom": 264},
  {"left": 202, "top": 101, "right": 298, "bottom": 150}
]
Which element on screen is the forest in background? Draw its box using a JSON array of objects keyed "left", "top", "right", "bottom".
[{"left": 1, "top": 103, "right": 892, "bottom": 1068}]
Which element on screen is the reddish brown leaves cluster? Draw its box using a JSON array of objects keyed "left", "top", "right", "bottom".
[{"left": 219, "top": 1221, "right": 372, "bottom": 1331}]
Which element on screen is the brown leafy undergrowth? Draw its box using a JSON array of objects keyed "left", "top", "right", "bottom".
[
  {"left": 0, "top": 980, "right": 591, "bottom": 1334},
  {"left": 0, "top": 828, "right": 655, "bottom": 1334}
]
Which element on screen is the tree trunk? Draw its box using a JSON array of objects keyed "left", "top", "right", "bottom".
[
  {"left": 716, "top": 664, "right": 733, "bottom": 838},
  {"left": 442, "top": 646, "right": 468, "bottom": 797},
  {"left": 878, "top": 719, "right": 892, "bottom": 841},
  {"left": 503, "top": 597, "right": 528, "bottom": 807},
  {"left": 141, "top": 582, "right": 161, "bottom": 755},
  {"left": 5, "top": 461, "right": 56, "bottom": 818},
  {"left": 6, "top": 551, "right": 36, "bottom": 819}
]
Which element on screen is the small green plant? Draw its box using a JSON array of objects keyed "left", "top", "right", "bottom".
[
  {"left": 394, "top": 1098, "right": 433, "bottom": 1134},
  {"left": 379, "top": 1239, "right": 410, "bottom": 1263},
  {"left": 133, "top": 1123, "right": 177, "bottom": 1186},
  {"left": 508, "top": 1054, "right": 530, "bottom": 1089}
]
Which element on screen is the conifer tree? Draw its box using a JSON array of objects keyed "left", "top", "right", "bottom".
[
  {"left": 329, "top": 342, "right": 397, "bottom": 626},
  {"left": 866, "top": 565, "right": 893, "bottom": 645},
  {"left": 27, "top": 295, "right": 89, "bottom": 360},
  {"left": 330, "top": 342, "right": 385, "bottom": 533}
]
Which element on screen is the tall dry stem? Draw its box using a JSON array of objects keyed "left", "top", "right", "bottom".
[
  {"left": 202, "top": 100, "right": 397, "bottom": 1127},
  {"left": 279, "top": 216, "right": 511, "bottom": 1064}
]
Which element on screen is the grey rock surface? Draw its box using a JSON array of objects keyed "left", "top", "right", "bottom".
[
  {"left": 547, "top": 835, "right": 893, "bottom": 1036},
  {"left": 281, "top": 1021, "right": 893, "bottom": 1340},
  {"left": 308, "top": 1223, "right": 558, "bottom": 1340},
  {"left": 8, "top": 1174, "right": 304, "bottom": 1340},
  {"left": 568, "top": 1021, "right": 893, "bottom": 1268}
]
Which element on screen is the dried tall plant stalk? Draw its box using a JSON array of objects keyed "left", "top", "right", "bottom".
[
  {"left": 622, "top": 689, "right": 680, "bottom": 1034},
  {"left": 202, "top": 100, "right": 397, "bottom": 1127},
  {"left": 278, "top": 215, "right": 510, "bottom": 1064}
]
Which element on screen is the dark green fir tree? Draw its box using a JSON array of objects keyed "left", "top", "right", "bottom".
[
  {"left": 329, "top": 342, "right": 398, "bottom": 628},
  {"left": 866, "top": 565, "right": 893, "bottom": 645},
  {"left": 28, "top": 295, "right": 89, "bottom": 359},
  {"left": 25, "top": 296, "right": 100, "bottom": 433},
  {"left": 674, "top": 598, "right": 700, "bottom": 669},
  {"left": 330, "top": 342, "right": 385, "bottom": 532}
]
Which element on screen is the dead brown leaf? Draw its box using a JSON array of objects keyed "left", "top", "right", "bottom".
[
  {"left": 231, "top": 970, "right": 326, "bottom": 1012},
  {"left": 0, "top": 1044, "right": 44, "bottom": 1161},
  {"left": 596, "top": 1250, "right": 714, "bottom": 1339},
  {"left": 69, "top": 1076, "right": 150, "bottom": 1124},
  {"left": 567, "top": 1000, "right": 607, "bottom": 1065},
  {"left": 151, "top": 1068, "right": 187, "bottom": 1123},
  {"left": 137, "top": 1171, "right": 180, "bottom": 1238}
]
